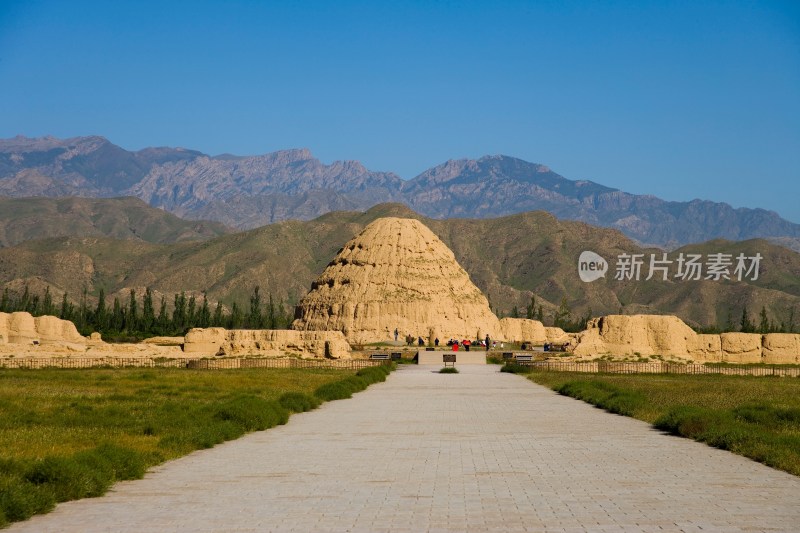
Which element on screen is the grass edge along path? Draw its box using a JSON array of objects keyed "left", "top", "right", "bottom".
[
  {"left": 501, "top": 364, "right": 800, "bottom": 477},
  {"left": 0, "top": 364, "right": 394, "bottom": 528}
]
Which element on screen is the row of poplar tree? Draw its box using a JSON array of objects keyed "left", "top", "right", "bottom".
[
  {"left": 0, "top": 285, "right": 294, "bottom": 339},
  {"left": 503, "top": 296, "right": 592, "bottom": 333}
]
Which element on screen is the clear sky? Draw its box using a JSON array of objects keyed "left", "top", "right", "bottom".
[{"left": 1, "top": 1, "right": 799, "bottom": 221}]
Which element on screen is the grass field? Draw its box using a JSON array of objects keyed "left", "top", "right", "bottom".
[
  {"left": 0, "top": 365, "right": 392, "bottom": 526},
  {"left": 526, "top": 370, "right": 800, "bottom": 476}
]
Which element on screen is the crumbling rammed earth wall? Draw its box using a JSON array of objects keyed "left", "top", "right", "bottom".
[{"left": 571, "top": 315, "right": 800, "bottom": 364}]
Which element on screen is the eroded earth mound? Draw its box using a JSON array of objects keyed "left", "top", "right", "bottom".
[
  {"left": 292, "top": 217, "right": 505, "bottom": 344},
  {"left": 571, "top": 314, "right": 800, "bottom": 364}
]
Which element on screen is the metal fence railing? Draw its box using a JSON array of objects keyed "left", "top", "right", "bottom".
[
  {"left": 0, "top": 357, "right": 387, "bottom": 371},
  {"left": 529, "top": 361, "right": 800, "bottom": 377}
]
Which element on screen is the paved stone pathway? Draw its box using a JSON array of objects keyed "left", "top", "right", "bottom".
[{"left": 10, "top": 365, "right": 800, "bottom": 532}]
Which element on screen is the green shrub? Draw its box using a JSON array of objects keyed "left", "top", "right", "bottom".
[
  {"left": 279, "top": 392, "right": 321, "bottom": 413},
  {"left": 314, "top": 364, "right": 393, "bottom": 401},
  {"left": 0, "top": 478, "right": 55, "bottom": 524},
  {"left": 500, "top": 362, "right": 533, "bottom": 374},
  {"left": 555, "top": 380, "right": 645, "bottom": 417},
  {"left": 439, "top": 367, "right": 459, "bottom": 374},
  {"left": 214, "top": 396, "right": 289, "bottom": 432},
  {"left": 356, "top": 365, "right": 390, "bottom": 382},
  {"left": 23, "top": 456, "right": 106, "bottom": 503},
  {"left": 654, "top": 405, "right": 723, "bottom": 439},
  {"left": 314, "top": 376, "right": 367, "bottom": 401},
  {"left": 83, "top": 444, "right": 146, "bottom": 481},
  {"left": 24, "top": 445, "right": 146, "bottom": 504}
]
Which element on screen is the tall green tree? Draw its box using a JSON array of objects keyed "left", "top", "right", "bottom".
[
  {"left": 554, "top": 297, "right": 572, "bottom": 329},
  {"left": 526, "top": 296, "right": 536, "bottom": 320},
  {"left": 198, "top": 294, "right": 211, "bottom": 328},
  {"left": 248, "top": 286, "right": 263, "bottom": 328},
  {"left": 759, "top": 306, "right": 770, "bottom": 334},
  {"left": 19, "top": 285, "right": 30, "bottom": 314},
  {"left": 127, "top": 289, "right": 138, "bottom": 332},
  {"left": 111, "top": 297, "right": 124, "bottom": 332},
  {"left": 76, "top": 287, "right": 89, "bottom": 333},
  {"left": 41, "top": 286, "right": 56, "bottom": 316},
  {"left": 278, "top": 298, "right": 293, "bottom": 329},
  {"left": 212, "top": 302, "right": 224, "bottom": 327},
  {"left": 142, "top": 288, "right": 155, "bottom": 332},
  {"left": 267, "top": 292, "right": 276, "bottom": 329},
  {"left": 186, "top": 295, "right": 197, "bottom": 328},
  {"left": 172, "top": 292, "right": 187, "bottom": 332},
  {"left": 229, "top": 301, "right": 243, "bottom": 329},
  {"left": 156, "top": 296, "right": 169, "bottom": 335},
  {"left": 60, "top": 293, "right": 74, "bottom": 321},
  {"left": 95, "top": 288, "right": 108, "bottom": 331},
  {"left": 740, "top": 307, "right": 755, "bottom": 333},
  {"left": 724, "top": 309, "right": 735, "bottom": 332}
]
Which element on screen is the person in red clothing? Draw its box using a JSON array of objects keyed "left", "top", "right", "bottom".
[{"left": 463, "top": 339, "right": 471, "bottom": 351}]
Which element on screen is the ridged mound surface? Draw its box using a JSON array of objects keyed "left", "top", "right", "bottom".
[{"left": 292, "top": 217, "right": 502, "bottom": 343}]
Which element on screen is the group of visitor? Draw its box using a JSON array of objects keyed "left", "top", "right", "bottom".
[{"left": 395, "top": 328, "right": 499, "bottom": 352}]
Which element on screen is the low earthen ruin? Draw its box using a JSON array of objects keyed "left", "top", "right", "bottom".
[
  {"left": 182, "top": 328, "right": 351, "bottom": 359},
  {"left": 570, "top": 314, "right": 800, "bottom": 364}
]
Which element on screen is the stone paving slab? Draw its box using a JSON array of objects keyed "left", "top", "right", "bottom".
[{"left": 10, "top": 365, "right": 800, "bottom": 532}]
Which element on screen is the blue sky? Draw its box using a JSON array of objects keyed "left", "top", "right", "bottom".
[{"left": 1, "top": 1, "right": 799, "bottom": 221}]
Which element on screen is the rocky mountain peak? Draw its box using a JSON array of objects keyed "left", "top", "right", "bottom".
[{"left": 1, "top": 135, "right": 799, "bottom": 248}]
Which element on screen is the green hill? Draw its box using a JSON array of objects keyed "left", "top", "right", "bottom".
[
  {"left": 0, "top": 203, "right": 797, "bottom": 330},
  {"left": 0, "top": 196, "right": 230, "bottom": 247}
]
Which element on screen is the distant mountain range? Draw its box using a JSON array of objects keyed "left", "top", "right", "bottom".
[
  {"left": 2, "top": 135, "right": 799, "bottom": 249},
  {"left": 0, "top": 201, "right": 797, "bottom": 331}
]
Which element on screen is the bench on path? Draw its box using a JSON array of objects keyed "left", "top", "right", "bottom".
[{"left": 370, "top": 353, "right": 390, "bottom": 361}]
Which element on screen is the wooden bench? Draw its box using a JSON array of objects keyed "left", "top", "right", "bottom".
[
  {"left": 443, "top": 354, "right": 456, "bottom": 367},
  {"left": 369, "top": 353, "right": 390, "bottom": 361},
  {"left": 515, "top": 354, "right": 534, "bottom": 365}
]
